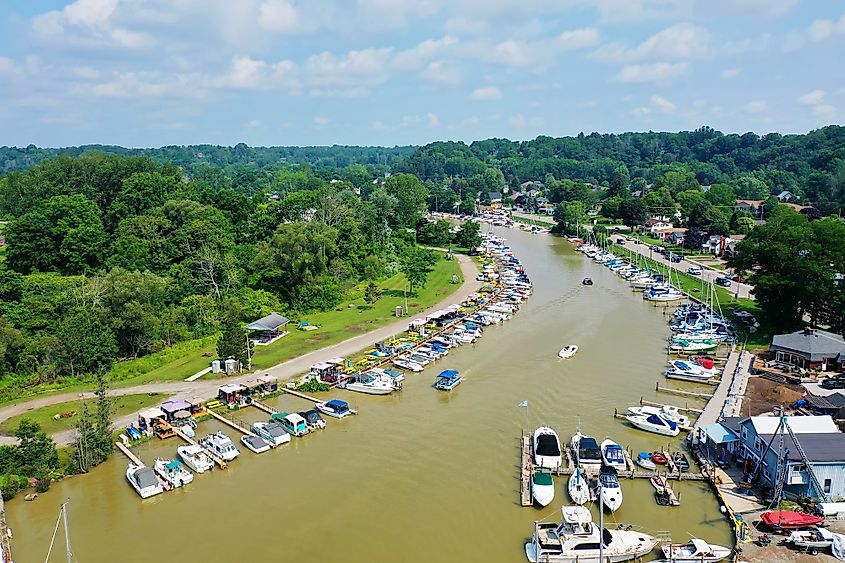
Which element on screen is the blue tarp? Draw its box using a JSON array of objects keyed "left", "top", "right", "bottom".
[
  {"left": 437, "top": 370, "right": 459, "bottom": 378},
  {"left": 701, "top": 423, "right": 738, "bottom": 444},
  {"left": 326, "top": 400, "right": 349, "bottom": 410}
]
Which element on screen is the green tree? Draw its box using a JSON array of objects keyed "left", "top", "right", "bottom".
[
  {"left": 217, "top": 312, "right": 251, "bottom": 369},
  {"left": 15, "top": 419, "right": 59, "bottom": 478},
  {"left": 654, "top": 170, "right": 700, "bottom": 196},
  {"left": 456, "top": 220, "right": 481, "bottom": 250},
  {"left": 643, "top": 187, "right": 676, "bottom": 216},
  {"left": 619, "top": 198, "right": 648, "bottom": 227},
  {"left": 416, "top": 220, "right": 452, "bottom": 246},
  {"left": 676, "top": 189, "right": 706, "bottom": 221},
  {"left": 384, "top": 174, "right": 428, "bottom": 229},
  {"left": 704, "top": 183, "right": 736, "bottom": 208},
  {"left": 607, "top": 164, "right": 630, "bottom": 198},
  {"left": 364, "top": 282, "right": 381, "bottom": 306},
  {"left": 401, "top": 247, "right": 436, "bottom": 292},
  {"left": 459, "top": 197, "right": 476, "bottom": 215}
]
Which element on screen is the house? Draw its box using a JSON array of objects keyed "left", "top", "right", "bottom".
[
  {"left": 736, "top": 415, "right": 845, "bottom": 500},
  {"left": 770, "top": 328, "right": 845, "bottom": 372},
  {"left": 776, "top": 191, "right": 793, "bottom": 202},
  {"left": 722, "top": 234, "right": 746, "bottom": 258},
  {"left": 698, "top": 416, "right": 743, "bottom": 465},
  {"left": 701, "top": 235, "right": 736, "bottom": 256},
  {"left": 653, "top": 227, "right": 688, "bottom": 244},
  {"left": 783, "top": 202, "right": 813, "bottom": 212},
  {"left": 643, "top": 218, "right": 673, "bottom": 233},
  {"left": 488, "top": 192, "right": 503, "bottom": 203},
  {"left": 631, "top": 190, "right": 643, "bottom": 198},
  {"left": 735, "top": 199, "right": 764, "bottom": 215}
]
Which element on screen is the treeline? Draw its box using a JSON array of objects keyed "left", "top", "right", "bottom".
[{"left": 0, "top": 153, "right": 447, "bottom": 383}]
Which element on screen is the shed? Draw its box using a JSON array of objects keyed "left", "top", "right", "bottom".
[
  {"left": 218, "top": 383, "right": 247, "bottom": 404},
  {"left": 256, "top": 374, "right": 278, "bottom": 393},
  {"left": 246, "top": 312, "right": 290, "bottom": 345},
  {"left": 161, "top": 400, "right": 193, "bottom": 420},
  {"left": 138, "top": 407, "right": 166, "bottom": 423}
]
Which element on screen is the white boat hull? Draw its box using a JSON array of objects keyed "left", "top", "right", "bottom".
[
  {"left": 601, "top": 487, "right": 623, "bottom": 512},
  {"left": 344, "top": 382, "right": 394, "bottom": 395},
  {"left": 558, "top": 346, "right": 578, "bottom": 359},
  {"left": 532, "top": 483, "right": 555, "bottom": 507},
  {"left": 567, "top": 472, "right": 591, "bottom": 505},
  {"left": 625, "top": 414, "right": 680, "bottom": 437},
  {"left": 177, "top": 446, "right": 213, "bottom": 473}
]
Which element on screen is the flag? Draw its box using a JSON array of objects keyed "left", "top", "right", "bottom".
[{"left": 516, "top": 400, "right": 528, "bottom": 408}]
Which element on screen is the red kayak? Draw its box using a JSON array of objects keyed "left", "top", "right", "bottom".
[
  {"left": 761, "top": 511, "right": 824, "bottom": 531},
  {"left": 650, "top": 452, "right": 669, "bottom": 464}
]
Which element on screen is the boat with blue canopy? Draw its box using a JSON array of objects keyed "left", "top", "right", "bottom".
[
  {"left": 315, "top": 399, "right": 354, "bottom": 418},
  {"left": 434, "top": 369, "right": 462, "bottom": 391}
]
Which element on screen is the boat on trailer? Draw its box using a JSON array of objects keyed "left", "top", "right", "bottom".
[{"left": 760, "top": 510, "right": 824, "bottom": 531}]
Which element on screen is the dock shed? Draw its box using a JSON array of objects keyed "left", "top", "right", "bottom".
[{"left": 218, "top": 383, "right": 248, "bottom": 405}]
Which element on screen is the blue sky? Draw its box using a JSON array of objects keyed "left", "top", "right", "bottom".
[{"left": 0, "top": 0, "right": 843, "bottom": 147}]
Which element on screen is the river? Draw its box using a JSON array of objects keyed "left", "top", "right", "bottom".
[{"left": 9, "top": 227, "right": 733, "bottom": 562}]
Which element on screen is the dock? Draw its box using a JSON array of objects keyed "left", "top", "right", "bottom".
[
  {"left": 664, "top": 373, "right": 721, "bottom": 386},
  {"left": 281, "top": 388, "right": 321, "bottom": 403},
  {"left": 639, "top": 398, "right": 703, "bottom": 415},
  {"left": 519, "top": 433, "right": 532, "bottom": 506},
  {"left": 250, "top": 398, "right": 277, "bottom": 415},
  {"left": 173, "top": 427, "right": 227, "bottom": 469},
  {"left": 115, "top": 441, "right": 172, "bottom": 491},
  {"left": 206, "top": 409, "right": 258, "bottom": 438},
  {"left": 694, "top": 350, "right": 752, "bottom": 429},
  {"left": 655, "top": 384, "right": 713, "bottom": 400}
]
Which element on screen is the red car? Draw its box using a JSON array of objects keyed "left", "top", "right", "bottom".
[{"left": 731, "top": 274, "right": 747, "bottom": 283}]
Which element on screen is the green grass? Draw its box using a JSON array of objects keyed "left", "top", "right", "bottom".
[
  {"left": 0, "top": 393, "right": 167, "bottom": 436},
  {"left": 107, "top": 336, "right": 219, "bottom": 385},
  {"left": 250, "top": 256, "right": 463, "bottom": 369}
]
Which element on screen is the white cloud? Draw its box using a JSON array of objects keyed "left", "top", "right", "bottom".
[
  {"left": 314, "top": 116, "right": 330, "bottom": 125},
  {"left": 631, "top": 106, "right": 651, "bottom": 117},
  {"left": 486, "top": 40, "right": 533, "bottom": 67},
  {"left": 471, "top": 86, "right": 502, "bottom": 100},
  {"left": 87, "top": 72, "right": 173, "bottom": 99},
  {"left": 615, "top": 62, "right": 687, "bottom": 83},
  {"left": 591, "top": 23, "right": 709, "bottom": 64},
  {"left": 258, "top": 0, "right": 299, "bottom": 32},
  {"left": 798, "top": 89, "right": 825, "bottom": 106},
  {"left": 0, "top": 57, "right": 22, "bottom": 76},
  {"left": 215, "top": 56, "right": 269, "bottom": 89},
  {"left": 721, "top": 68, "right": 741, "bottom": 79},
  {"left": 392, "top": 36, "right": 457, "bottom": 70},
  {"left": 559, "top": 28, "right": 600, "bottom": 51},
  {"left": 247, "top": 119, "right": 262, "bottom": 128},
  {"left": 305, "top": 47, "right": 392, "bottom": 87},
  {"left": 744, "top": 99, "right": 767, "bottom": 113},
  {"left": 426, "top": 112, "right": 440, "bottom": 127},
  {"left": 422, "top": 61, "right": 461, "bottom": 84},
  {"left": 808, "top": 15, "right": 845, "bottom": 42},
  {"left": 443, "top": 16, "right": 487, "bottom": 35},
  {"left": 461, "top": 115, "right": 480, "bottom": 126},
  {"left": 650, "top": 94, "right": 677, "bottom": 113},
  {"left": 32, "top": 0, "right": 153, "bottom": 50},
  {"left": 814, "top": 104, "right": 836, "bottom": 116}
]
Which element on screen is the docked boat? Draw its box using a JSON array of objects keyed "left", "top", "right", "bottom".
[
  {"left": 582, "top": 278, "right": 593, "bottom": 286},
  {"left": 344, "top": 373, "right": 395, "bottom": 395},
  {"left": 533, "top": 427, "right": 563, "bottom": 470},
  {"left": 272, "top": 412, "right": 310, "bottom": 437},
  {"left": 241, "top": 434, "right": 271, "bottom": 454},
  {"left": 625, "top": 412, "right": 680, "bottom": 437},
  {"left": 392, "top": 358, "right": 425, "bottom": 372},
  {"left": 599, "top": 467, "right": 623, "bottom": 512},
  {"left": 665, "top": 359, "right": 717, "bottom": 381},
  {"left": 315, "top": 399, "right": 353, "bottom": 418},
  {"left": 252, "top": 420, "right": 292, "bottom": 446},
  {"left": 531, "top": 472, "right": 555, "bottom": 507},
  {"left": 645, "top": 287, "right": 684, "bottom": 302},
  {"left": 525, "top": 505, "right": 662, "bottom": 563},
  {"left": 669, "top": 338, "right": 717, "bottom": 353},
  {"left": 434, "top": 369, "right": 463, "bottom": 391},
  {"left": 571, "top": 432, "right": 603, "bottom": 468},
  {"left": 154, "top": 458, "right": 194, "bottom": 487},
  {"left": 126, "top": 463, "right": 164, "bottom": 499},
  {"left": 635, "top": 452, "right": 656, "bottom": 471},
  {"left": 600, "top": 439, "right": 626, "bottom": 471},
  {"left": 650, "top": 452, "right": 669, "bottom": 465},
  {"left": 299, "top": 409, "right": 326, "bottom": 430},
  {"left": 558, "top": 345, "right": 578, "bottom": 359},
  {"left": 660, "top": 539, "right": 732, "bottom": 562},
  {"left": 626, "top": 405, "right": 690, "bottom": 427},
  {"left": 788, "top": 528, "right": 834, "bottom": 553},
  {"left": 760, "top": 510, "right": 824, "bottom": 531},
  {"left": 177, "top": 445, "right": 214, "bottom": 473},
  {"left": 200, "top": 431, "right": 240, "bottom": 461},
  {"left": 567, "top": 468, "right": 591, "bottom": 505}
]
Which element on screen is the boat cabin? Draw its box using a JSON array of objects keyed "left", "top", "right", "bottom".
[
  {"left": 218, "top": 384, "right": 249, "bottom": 406},
  {"left": 434, "top": 370, "right": 462, "bottom": 390},
  {"left": 578, "top": 437, "right": 602, "bottom": 465},
  {"left": 272, "top": 412, "right": 310, "bottom": 437},
  {"left": 321, "top": 400, "right": 350, "bottom": 417}
]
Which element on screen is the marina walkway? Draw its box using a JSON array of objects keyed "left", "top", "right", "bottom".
[{"left": 694, "top": 350, "right": 752, "bottom": 428}]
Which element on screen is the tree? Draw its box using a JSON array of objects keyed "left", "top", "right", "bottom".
[
  {"left": 456, "top": 220, "right": 481, "bottom": 250},
  {"left": 416, "top": 220, "right": 452, "bottom": 246},
  {"left": 688, "top": 201, "right": 729, "bottom": 235},
  {"left": 364, "top": 282, "right": 381, "bottom": 306},
  {"left": 643, "top": 187, "right": 676, "bottom": 216},
  {"left": 217, "top": 311, "right": 251, "bottom": 369},
  {"left": 676, "top": 190, "right": 705, "bottom": 221},
  {"left": 384, "top": 174, "right": 428, "bottom": 229},
  {"left": 458, "top": 197, "right": 476, "bottom": 215},
  {"left": 607, "top": 165, "right": 630, "bottom": 198},
  {"left": 704, "top": 183, "right": 736, "bottom": 208},
  {"left": 401, "top": 247, "right": 436, "bottom": 292},
  {"left": 15, "top": 419, "right": 59, "bottom": 478},
  {"left": 619, "top": 198, "right": 648, "bottom": 228},
  {"left": 654, "top": 170, "right": 700, "bottom": 196}
]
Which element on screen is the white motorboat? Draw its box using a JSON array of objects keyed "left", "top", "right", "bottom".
[
  {"left": 126, "top": 463, "right": 164, "bottom": 499},
  {"left": 200, "top": 431, "right": 240, "bottom": 461},
  {"left": 661, "top": 539, "right": 732, "bottom": 562},
  {"left": 600, "top": 439, "right": 626, "bottom": 471},
  {"left": 669, "top": 339, "right": 717, "bottom": 352},
  {"left": 626, "top": 405, "right": 690, "bottom": 427},
  {"left": 344, "top": 374, "right": 396, "bottom": 394},
  {"left": 567, "top": 468, "right": 591, "bottom": 505},
  {"left": 635, "top": 452, "right": 656, "bottom": 471},
  {"left": 241, "top": 434, "right": 271, "bottom": 454},
  {"left": 315, "top": 399, "right": 353, "bottom": 418},
  {"left": 533, "top": 427, "right": 563, "bottom": 470},
  {"left": 531, "top": 472, "right": 555, "bottom": 507},
  {"left": 558, "top": 345, "right": 578, "bottom": 359},
  {"left": 788, "top": 528, "right": 834, "bottom": 554},
  {"left": 154, "top": 458, "right": 193, "bottom": 488},
  {"left": 665, "top": 360, "right": 717, "bottom": 381},
  {"left": 177, "top": 445, "right": 214, "bottom": 473},
  {"left": 525, "top": 505, "right": 663, "bottom": 563},
  {"left": 599, "top": 467, "right": 623, "bottom": 512},
  {"left": 571, "top": 431, "right": 603, "bottom": 468},
  {"left": 391, "top": 359, "right": 425, "bottom": 373},
  {"left": 645, "top": 287, "right": 684, "bottom": 302},
  {"left": 252, "top": 420, "right": 292, "bottom": 446},
  {"left": 625, "top": 412, "right": 680, "bottom": 437}
]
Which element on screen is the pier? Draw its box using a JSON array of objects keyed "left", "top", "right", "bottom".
[
  {"left": 115, "top": 441, "right": 172, "bottom": 490},
  {"left": 639, "top": 398, "right": 703, "bottom": 415},
  {"left": 206, "top": 409, "right": 258, "bottom": 438},
  {"left": 694, "top": 350, "right": 752, "bottom": 428},
  {"left": 250, "top": 398, "right": 277, "bottom": 415},
  {"left": 655, "top": 384, "right": 713, "bottom": 400},
  {"left": 519, "top": 434, "right": 532, "bottom": 506},
  {"left": 0, "top": 492, "right": 12, "bottom": 563}
]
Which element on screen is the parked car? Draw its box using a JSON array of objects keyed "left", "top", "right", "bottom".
[
  {"left": 669, "top": 254, "right": 682, "bottom": 263},
  {"left": 715, "top": 276, "right": 732, "bottom": 287},
  {"left": 651, "top": 245, "right": 664, "bottom": 252},
  {"left": 687, "top": 266, "right": 702, "bottom": 276},
  {"left": 618, "top": 239, "right": 625, "bottom": 245},
  {"left": 821, "top": 377, "right": 845, "bottom": 390},
  {"left": 731, "top": 274, "right": 747, "bottom": 283}
]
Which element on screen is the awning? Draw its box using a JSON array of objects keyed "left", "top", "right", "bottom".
[
  {"left": 246, "top": 313, "right": 290, "bottom": 331},
  {"left": 138, "top": 407, "right": 166, "bottom": 421},
  {"left": 701, "top": 423, "right": 738, "bottom": 444},
  {"left": 161, "top": 399, "right": 192, "bottom": 414},
  {"left": 219, "top": 384, "right": 246, "bottom": 394},
  {"left": 257, "top": 375, "right": 277, "bottom": 385},
  {"left": 311, "top": 362, "right": 333, "bottom": 370}
]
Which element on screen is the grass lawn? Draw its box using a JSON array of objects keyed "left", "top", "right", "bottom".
[
  {"left": 0, "top": 393, "right": 167, "bottom": 436},
  {"left": 250, "top": 256, "right": 462, "bottom": 369}
]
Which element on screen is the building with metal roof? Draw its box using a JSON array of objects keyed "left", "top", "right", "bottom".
[{"left": 771, "top": 328, "right": 845, "bottom": 371}]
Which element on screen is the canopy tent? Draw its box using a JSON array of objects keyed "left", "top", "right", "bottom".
[
  {"left": 138, "top": 407, "right": 166, "bottom": 422},
  {"left": 161, "top": 400, "right": 192, "bottom": 417},
  {"left": 245, "top": 313, "right": 290, "bottom": 332},
  {"left": 219, "top": 384, "right": 246, "bottom": 395}
]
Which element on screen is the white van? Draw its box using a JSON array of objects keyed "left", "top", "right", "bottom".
[{"left": 687, "top": 266, "right": 702, "bottom": 276}]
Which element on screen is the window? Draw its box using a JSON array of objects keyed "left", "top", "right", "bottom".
[
  {"left": 742, "top": 427, "right": 748, "bottom": 440},
  {"left": 754, "top": 437, "right": 763, "bottom": 451},
  {"left": 792, "top": 464, "right": 806, "bottom": 473},
  {"left": 824, "top": 479, "right": 832, "bottom": 494}
]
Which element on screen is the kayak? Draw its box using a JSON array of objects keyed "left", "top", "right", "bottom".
[{"left": 761, "top": 511, "right": 824, "bottom": 531}]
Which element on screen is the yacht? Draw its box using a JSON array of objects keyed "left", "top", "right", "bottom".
[
  {"left": 626, "top": 405, "right": 690, "bottom": 427},
  {"left": 665, "top": 359, "right": 717, "bottom": 381},
  {"left": 154, "top": 458, "right": 193, "bottom": 488},
  {"left": 599, "top": 467, "right": 623, "bottom": 511},
  {"left": 391, "top": 358, "right": 425, "bottom": 373},
  {"left": 126, "top": 463, "right": 164, "bottom": 499},
  {"left": 625, "top": 412, "right": 680, "bottom": 437},
  {"left": 315, "top": 399, "right": 353, "bottom": 418},
  {"left": 533, "top": 427, "right": 563, "bottom": 470},
  {"left": 531, "top": 472, "right": 555, "bottom": 507},
  {"left": 661, "top": 539, "right": 732, "bottom": 562},
  {"left": 525, "top": 506, "right": 663, "bottom": 563},
  {"left": 200, "top": 431, "right": 240, "bottom": 461},
  {"left": 600, "top": 439, "right": 627, "bottom": 471},
  {"left": 571, "top": 431, "right": 602, "bottom": 468},
  {"left": 253, "top": 420, "right": 292, "bottom": 446},
  {"left": 344, "top": 373, "right": 396, "bottom": 395},
  {"left": 177, "top": 445, "right": 214, "bottom": 473}
]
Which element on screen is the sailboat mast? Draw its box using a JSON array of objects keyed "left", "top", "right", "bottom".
[
  {"left": 62, "top": 502, "right": 72, "bottom": 563},
  {"left": 598, "top": 479, "right": 604, "bottom": 563}
]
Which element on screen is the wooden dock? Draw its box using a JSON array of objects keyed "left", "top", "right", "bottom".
[
  {"left": 0, "top": 491, "right": 13, "bottom": 563},
  {"left": 655, "top": 384, "right": 713, "bottom": 399},
  {"left": 207, "top": 409, "right": 258, "bottom": 438},
  {"left": 251, "top": 398, "right": 277, "bottom": 415},
  {"left": 173, "top": 427, "right": 227, "bottom": 469},
  {"left": 639, "top": 398, "right": 703, "bottom": 415},
  {"left": 519, "top": 434, "right": 532, "bottom": 507},
  {"left": 664, "top": 374, "right": 721, "bottom": 386},
  {"left": 281, "top": 388, "right": 321, "bottom": 403},
  {"left": 115, "top": 442, "right": 172, "bottom": 490}
]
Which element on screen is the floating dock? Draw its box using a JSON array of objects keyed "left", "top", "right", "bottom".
[
  {"left": 206, "top": 409, "right": 258, "bottom": 438},
  {"left": 519, "top": 433, "right": 532, "bottom": 506},
  {"left": 655, "top": 384, "right": 714, "bottom": 400},
  {"left": 250, "top": 398, "right": 277, "bottom": 415}
]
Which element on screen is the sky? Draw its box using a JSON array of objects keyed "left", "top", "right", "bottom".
[{"left": 0, "top": 0, "right": 843, "bottom": 147}]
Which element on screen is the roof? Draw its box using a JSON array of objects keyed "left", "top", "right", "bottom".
[
  {"left": 160, "top": 399, "right": 192, "bottom": 414},
  {"left": 654, "top": 227, "right": 688, "bottom": 234},
  {"left": 742, "top": 415, "right": 839, "bottom": 435},
  {"left": 771, "top": 329, "right": 845, "bottom": 361},
  {"left": 701, "top": 423, "right": 739, "bottom": 444},
  {"left": 246, "top": 313, "right": 290, "bottom": 331},
  {"left": 138, "top": 407, "right": 166, "bottom": 421},
  {"left": 219, "top": 383, "right": 246, "bottom": 394},
  {"left": 758, "top": 432, "right": 845, "bottom": 463},
  {"left": 735, "top": 199, "right": 763, "bottom": 205}
]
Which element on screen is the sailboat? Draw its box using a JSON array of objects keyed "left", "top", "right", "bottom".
[
  {"left": 567, "top": 466, "right": 591, "bottom": 505},
  {"left": 43, "top": 502, "right": 73, "bottom": 563}
]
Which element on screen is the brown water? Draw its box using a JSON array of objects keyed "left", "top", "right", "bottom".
[{"left": 10, "top": 228, "right": 733, "bottom": 562}]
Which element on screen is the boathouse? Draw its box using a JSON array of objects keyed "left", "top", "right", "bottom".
[
  {"left": 246, "top": 313, "right": 290, "bottom": 346},
  {"left": 770, "top": 328, "right": 845, "bottom": 372}
]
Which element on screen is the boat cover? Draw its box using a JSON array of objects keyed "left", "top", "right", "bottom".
[
  {"left": 326, "top": 400, "right": 349, "bottom": 411},
  {"left": 579, "top": 437, "right": 602, "bottom": 460},
  {"left": 605, "top": 445, "right": 624, "bottom": 463},
  {"left": 696, "top": 358, "right": 715, "bottom": 369},
  {"left": 533, "top": 473, "right": 553, "bottom": 486},
  {"left": 437, "top": 370, "right": 459, "bottom": 379},
  {"left": 760, "top": 511, "right": 824, "bottom": 529},
  {"left": 599, "top": 467, "right": 619, "bottom": 487},
  {"left": 165, "top": 460, "right": 182, "bottom": 470},
  {"left": 136, "top": 467, "right": 158, "bottom": 488},
  {"left": 536, "top": 434, "right": 561, "bottom": 457},
  {"left": 646, "top": 413, "right": 677, "bottom": 430}
]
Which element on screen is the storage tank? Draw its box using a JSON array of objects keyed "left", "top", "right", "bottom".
[
  {"left": 211, "top": 360, "right": 222, "bottom": 373},
  {"left": 224, "top": 358, "right": 240, "bottom": 375}
]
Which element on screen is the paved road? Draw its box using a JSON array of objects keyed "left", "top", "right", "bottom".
[
  {"left": 611, "top": 235, "right": 755, "bottom": 300},
  {"left": 0, "top": 254, "right": 482, "bottom": 446}
]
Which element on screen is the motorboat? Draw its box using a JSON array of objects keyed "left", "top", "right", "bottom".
[
  {"left": 582, "top": 278, "right": 593, "bottom": 286},
  {"left": 154, "top": 458, "right": 193, "bottom": 488},
  {"left": 126, "top": 463, "right": 164, "bottom": 499},
  {"left": 533, "top": 427, "right": 563, "bottom": 470},
  {"left": 626, "top": 405, "right": 690, "bottom": 427},
  {"left": 344, "top": 373, "right": 395, "bottom": 395},
  {"left": 525, "top": 505, "right": 662, "bottom": 563},
  {"left": 760, "top": 510, "right": 824, "bottom": 531},
  {"left": 434, "top": 369, "right": 463, "bottom": 391},
  {"left": 299, "top": 409, "right": 326, "bottom": 430},
  {"left": 571, "top": 431, "right": 602, "bottom": 468},
  {"left": 650, "top": 452, "right": 669, "bottom": 465},
  {"left": 241, "top": 434, "right": 271, "bottom": 454},
  {"left": 558, "top": 345, "right": 578, "bottom": 359},
  {"left": 599, "top": 467, "right": 623, "bottom": 512},
  {"left": 200, "top": 431, "right": 240, "bottom": 461},
  {"left": 272, "top": 412, "right": 310, "bottom": 437},
  {"left": 315, "top": 399, "right": 353, "bottom": 418},
  {"left": 788, "top": 528, "right": 834, "bottom": 553},
  {"left": 252, "top": 420, "right": 292, "bottom": 446},
  {"left": 177, "top": 445, "right": 213, "bottom": 473},
  {"left": 660, "top": 539, "right": 732, "bottom": 562},
  {"left": 669, "top": 339, "right": 717, "bottom": 353},
  {"left": 635, "top": 452, "right": 656, "bottom": 471},
  {"left": 567, "top": 468, "right": 591, "bottom": 505},
  {"left": 531, "top": 472, "right": 555, "bottom": 507},
  {"left": 391, "top": 358, "right": 425, "bottom": 373},
  {"left": 600, "top": 439, "right": 626, "bottom": 471},
  {"left": 625, "top": 412, "right": 680, "bottom": 437},
  {"left": 665, "top": 360, "right": 717, "bottom": 381}
]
